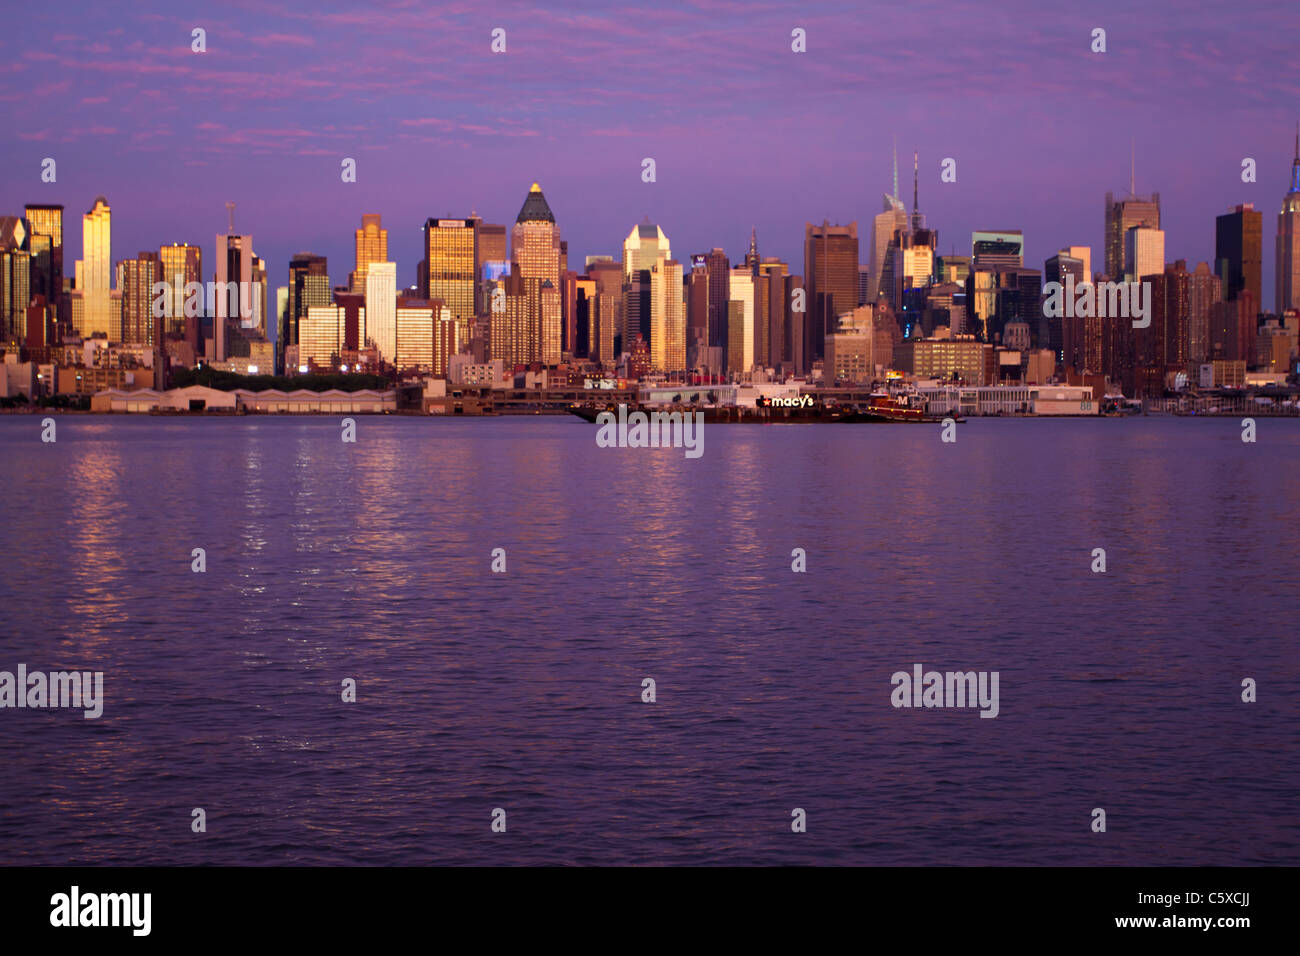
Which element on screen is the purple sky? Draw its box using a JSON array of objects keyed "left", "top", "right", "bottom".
[{"left": 4, "top": 0, "right": 1300, "bottom": 309}]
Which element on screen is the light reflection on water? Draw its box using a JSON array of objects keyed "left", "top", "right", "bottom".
[{"left": 0, "top": 415, "right": 1297, "bottom": 865}]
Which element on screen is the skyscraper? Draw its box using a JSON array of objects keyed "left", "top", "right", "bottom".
[
  {"left": 120, "top": 252, "right": 161, "bottom": 347},
  {"left": 365, "top": 261, "right": 397, "bottom": 363},
  {"left": 288, "top": 253, "right": 329, "bottom": 353},
  {"left": 77, "top": 196, "right": 113, "bottom": 340},
  {"left": 1104, "top": 189, "right": 1160, "bottom": 279},
  {"left": 1276, "top": 128, "right": 1300, "bottom": 313},
  {"left": 803, "top": 220, "right": 858, "bottom": 362},
  {"left": 1125, "top": 227, "right": 1165, "bottom": 282},
  {"left": 1215, "top": 203, "right": 1262, "bottom": 308},
  {"left": 214, "top": 206, "right": 255, "bottom": 362},
  {"left": 512, "top": 183, "right": 561, "bottom": 287},
  {"left": 24, "top": 204, "right": 63, "bottom": 322},
  {"left": 622, "top": 221, "right": 670, "bottom": 350},
  {"left": 159, "top": 243, "right": 202, "bottom": 337},
  {"left": 351, "top": 214, "right": 387, "bottom": 296},
  {"left": 649, "top": 259, "right": 685, "bottom": 372},
  {"left": 422, "top": 216, "right": 479, "bottom": 330}
]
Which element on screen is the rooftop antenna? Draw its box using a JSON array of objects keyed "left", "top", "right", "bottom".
[
  {"left": 226, "top": 200, "right": 236, "bottom": 233},
  {"left": 1130, "top": 139, "right": 1135, "bottom": 196},
  {"left": 892, "top": 135, "right": 899, "bottom": 200}
]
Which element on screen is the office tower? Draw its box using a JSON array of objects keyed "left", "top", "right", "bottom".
[
  {"left": 365, "top": 261, "right": 397, "bottom": 363},
  {"left": 288, "top": 253, "right": 329, "bottom": 353},
  {"left": 971, "top": 231, "right": 1024, "bottom": 270},
  {"left": 704, "top": 248, "right": 730, "bottom": 350},
  {"left": 158, "top": 243, "right": 202, "bottom": 337},
  {"left": 24, "top": 204, "right": 62, "bottom": 321},
  {"left": 332, "top": 292, "right": 365, "bottom": 355},
  {"left": 1063, "top": 246, "right": 1092, "bottom": 281},
  {"left": 489, "top": 272, "right": 532, "bottom": 369},
  {"left": 1187, "top": 262, "right": 1222, "bottom": 365},
  {"left": 351, "top": 214, "right": 387, "bottom": 296},
  {"left": 300, "top": 304, "right": 359, "bottom": 370},
  {"left": 249, "top": 254, "right": 269, "bottom": 342},
  {"left": 1105, "top": 189, "right": 1160, "bottom": 279},
  {"left": 479, "top": 224, "right": 507, "bottom": 266},
  {"left": 394, "top": 297, "right": 436, "bottom": 372},
  {"left": 873, "top": 197, "right": 908, "bottom": 302},
  {"left": 649, "top": 259, "right": 685, "bottom": 372},
  {"left": 803, "top": 220, "right": 858, "bottom": 362},
  {"left": 421, "top": 216, "right": 479, "bottom": 326},
  {"left": 727, "top": 267, "right": 755, "bottom": 372},
  {"left": 512, "top": 183, "right": 561, "bottom": 287},
  {"left": 687, "top": 256, "right": 709, "bottom": 365},
  {"left": 573, "top": 276, "right": 596, "bottom": 358},
  {"left": 752, "top": 266, "right": 769, "bottom": 367},
  {"left": 758, "top": 258, "right": 789, "bottom": 368},
  {"left": 726, "top": 301, "right": 746, "bottom": 375},
  {"left": 622, "top": 221, "right": 670, "bottom": 349},
  {"left": 592, "top": 293, "right": 615, "bottom": 366},
  {"left": 935, "top": 255, "right": 971, "bottom": 285},
  {"left": 857, "top": 265, "right": 870, "bottom": 306},
  {"left": 1048, "top": 251, "right": 1086, "bottom": 368},
  {"left": 824, "top": 309, "right": 873, "bottom": 384},
  {"left": 274, "top": 286, "right": 288, "bottom": 371},
  {"left": 214, "top": 206, "right": 255, "bottom": 361},
  {"left": 1215, "top": 203, "right": 1263, "bottom": 307},
  {"left": 0, "top": 234, "right": 30, "bottom": 346},
  {"left": 1277, "top": 129, "right": 1300, "bottom": 313},
  {"left": 77, "top": 196, "right": 113, "bottom": 339},
  {"left": 120, "top": 252, "right": 161, "bottom": 346},
  {"left": 1124, "top": 226, "right": 1165, "bottom": 281},
  {"left": 539, "top": 279, "right": 561, "bottom": 364},
  {"left": 786, "top": 274, "right": 806, "bottom": 374},
  {"left": 623, "top": 221, "right": 670, "bottom": 278},
  {"left": 1136, "top": 261, "right": 1194, "bottom": 396},
  {"left": 1210, "top": 293, "right": 1257, "bottom": 362},
  {"left": 585, "top": 259, "right": 622, "bottom": 355}
]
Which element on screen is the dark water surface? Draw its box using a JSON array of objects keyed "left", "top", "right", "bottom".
[{"left": 1, "top": 415, "right": 1296, "bottom": 865}]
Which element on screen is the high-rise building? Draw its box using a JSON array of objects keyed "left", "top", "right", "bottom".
[
  {"left": 159, "top": 243, "right": 202, "bottom": 337},
  {"left": 1104, "top": 190, "right": 1160, "bottom": 279},
  {"left": 421, "top": 217, "right": 479, "bottom": 326},
  {"left": 1215, "top": 203, "right": 1262, "bottom": 308},
  {"left": 365, "top": 261, "right": 397, "bottom": 363},
  {"left": 758, "top": 258, "right": 789, "bottom": 369},
  {"left": 288, "top": 253, "right": 329, "bottom": 352},
  {"left": 1063, "top": 246, "right": 1092, "bottom": 281},
  {"left": 727, "top": 267, "right": 755, "bottom": 373},
  {"left": 0, "top": 222, "right": 30, "bottom": 346},
  {"left": 1124, "top": 227, "right": 1165, "bottom": 281},
  {"left": 1276, "top": 130, "right": 1300, "bottom": 314},
  {"left": 214, "top": 211, "right": 255, "bottom": 361},
  {"left": 972, "top": 231, "right": 1024, "bottom": 270},
  {"left": 704, "top": 248, "right": 730, "bottom": 351},
  {"left": 25, "top": 204, "right": 63, "bottom": 322},
  {"left": 1047, "top": 251, "right": 1086, "bottom": 366},
  {"left": 351, "top": 214, "right": 387, "bottom": 296},
  {"left": 803, "top": 220, "right": 858, "bottom": 362},
  {"left": 512, "top": 183, "right": 561, "bottom": 287},
  {"left": 649, "top": 259, "right": 685, "bottom": 372},
  {"left": 77, "top": 196, "right": 113, "bottom": 339},
  {"left": 119, "top": 252, "right": 161, "bottom": 347}
]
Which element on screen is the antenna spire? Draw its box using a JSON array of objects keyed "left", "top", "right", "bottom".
[
  {"left": 225, "top": 200, "right": 236, "bottom": 233},
  {"left": 1130, "top": 140, "right": 1135, "bottom": 196},
  {"left": 892, "top": 135, "right": 898, "bottom": 201}
]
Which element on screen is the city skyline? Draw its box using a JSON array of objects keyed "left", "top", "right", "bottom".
[{"left": 4, "top": 1, "right": 1300, "bottom": 308}]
